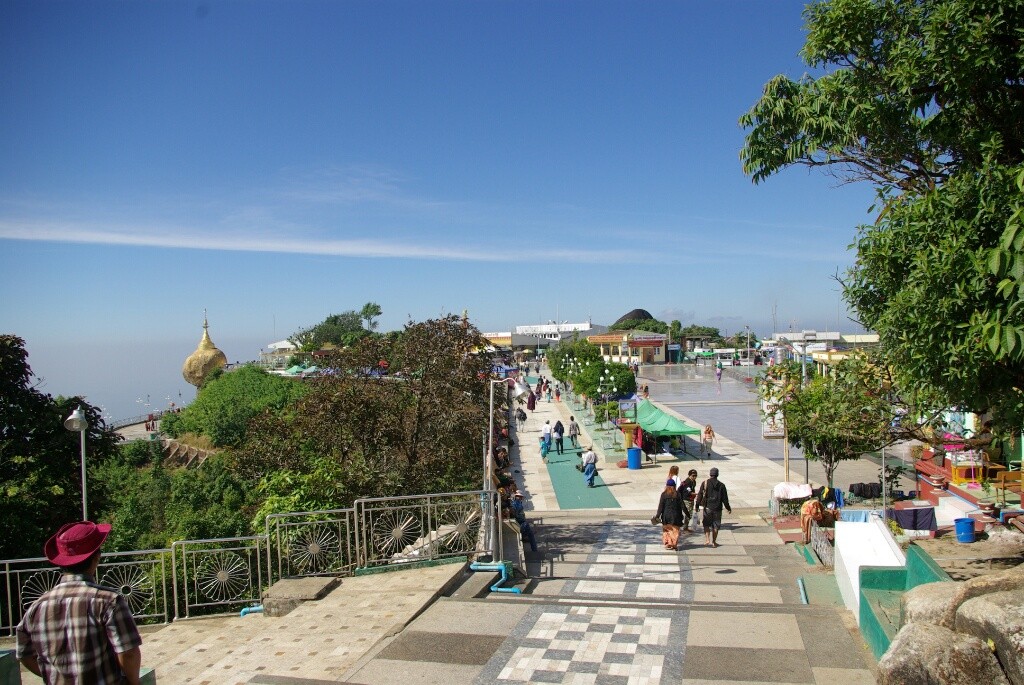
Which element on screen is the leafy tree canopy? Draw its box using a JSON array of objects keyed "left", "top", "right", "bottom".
[
  {"left": 290, "top": 302, "right": 384, "bottom": 352},
  {"left": 609, "top": 318, "right": 668, "bottom": 334},
  {"left": 162, "top": 365, "right": 308, "bottom": 448},
  {"left": 1, "top": 334, "right": 121, "bottom": 558},
  {"left": 679, "top": 324, "right": 722, "bottom": 342},
  {"left": 236, "top": 316, "right": 494, "bottom": 516},
  {"left": 758, "top": 356, "right": 893, "bottom": 486},
  {"left": 741, "top": 0, "right": 1024, "bottom": 431},
  {"left": 547, "top": 339, "right": 603, "bottom": 383}
]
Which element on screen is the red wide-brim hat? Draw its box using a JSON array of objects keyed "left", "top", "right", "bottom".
[{"left": 44, "top": 521, "right": 111, "bottom": 567}]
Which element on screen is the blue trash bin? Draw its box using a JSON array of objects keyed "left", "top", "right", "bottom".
[
  {"left": 954, "top": 518, "right": 975, "bottom": 543},
  {"left": 627, "top": 447, "right": 642, "bottom": 470}
]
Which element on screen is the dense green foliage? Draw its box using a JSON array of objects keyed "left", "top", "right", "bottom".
[
  {"left": 162, "top": 365, "right": 308, "bottom": 448},
  {"left": 548, "top": 339, "right": 603, "bottom": 383},
  {"left": 6, "top": 313, "right": 495, "bottom": 557},
  {"left": 741, "top": 0, "right": 1024, "bottom": 431},
  {"left": 1, "top": 335, "right": 121, "bottom": 559},
  {"left": 758, "top": 357, "right": 893, "bottom": 486},
  {"left": 609, "top": 318, "right": 668, "bottom": 334},
  {"left": 91, "top": 442, "right": 254, "bottom": 551},
  {"left": 290, "top": 302, "right": 383, "bottom": 351},
  {"left": 547, "top": 339, "right": 636, "bottom": 398},
  {"left": 679, "top": 325, "right": 722, "bottom": 341},
  {"left": 237, "top": 316, "right": 494, "bottom": 521}
]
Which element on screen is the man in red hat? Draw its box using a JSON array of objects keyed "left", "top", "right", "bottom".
[{"left": 16, "top": 521, "right": 142, "bottom": 684}]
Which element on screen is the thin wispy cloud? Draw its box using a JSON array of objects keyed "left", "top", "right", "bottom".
[
  {"left": 274, "top": 165, "right": 458, "bottom": 213},
  {"left": 0, "top": 219, "right": 625, "bottom": 263}
]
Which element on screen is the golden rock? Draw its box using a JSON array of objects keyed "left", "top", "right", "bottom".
[{"left": 183, "top": 316, "right": 228, "bottom": 388}]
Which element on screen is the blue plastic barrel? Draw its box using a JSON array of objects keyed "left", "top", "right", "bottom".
[
  {"left": 627, "top": 447, "right": 642, "bottom": 470},
  {"left": 954, "top": 518, "right": 975, "bottom": 543}
]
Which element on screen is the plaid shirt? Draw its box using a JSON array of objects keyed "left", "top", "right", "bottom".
[{"left": 16, "top": 573, "right": 142, "bottom": 685}]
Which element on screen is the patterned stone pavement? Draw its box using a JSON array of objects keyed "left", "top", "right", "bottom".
[{"left": 345, "top": 515, "right": 877, "bottom": 685}]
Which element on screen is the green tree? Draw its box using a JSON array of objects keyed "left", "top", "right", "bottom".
[
  {"left": 573, "top": 362, "right": 636, "bottom": 400},
  {"left": 92, "top": 444, "right": 255, "bottom": 551},
  {"left": 0, "top": 335, "right": 121, "bottom": 558},
  {"left": 547, "top": 339, "right": 602, "bottom": 384},
  {"left": 758, "top": 357, "right": 893, "bottom": 486},
  {"left": 289, "top": 310, "right": 370, "bottom": 352},
  {"left": 679, "top": 325, "right": 723, "bottom": 345},
  {"left": 360, "top": 302, "right": 383, "bottom": 331},
  {"left": 741, "top": 0, "right": 1024, "bottom": 431},
  {"left": 236, "top": 316, "right": 494, "bottom": 516},
  {"left": 162, "top": 365, "right": 308, "bottom": 448},
  {"left": 609, "top": 319, "right": 668, "bottom": 334}
]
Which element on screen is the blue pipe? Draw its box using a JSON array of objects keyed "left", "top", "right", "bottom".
[
  {"left": 240, "top": 605, "right": 263, "bottom": 617},
  {"left": 796, "top": 578, "right": 808, "bottom": 605},
  {"left": 470, "top": 561, "right": 522, "bottom": 594}
]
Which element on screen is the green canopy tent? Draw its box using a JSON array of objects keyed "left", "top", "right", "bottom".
[{"left": 633, "top": 400, "right": 702, "bottom": 463}]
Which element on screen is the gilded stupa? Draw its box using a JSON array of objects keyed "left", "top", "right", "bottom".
[{"left": 183, "top": 312, "right": 228, "bottom": 388}]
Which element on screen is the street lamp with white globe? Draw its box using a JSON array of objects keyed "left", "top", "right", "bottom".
[{"left": 63, "top": 406, "right": 89, "bottom": 520}]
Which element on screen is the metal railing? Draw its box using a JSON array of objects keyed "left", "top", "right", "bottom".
[
  {"left": 356, "top": 491, "right": 493, "bottom": 569},
  {"left": 810, "top": 520, "right": 835, "bottom": 568},
  {"left": 171, "top": 536, "right": 268, "bottom": 620},
  {"left": 2, "top": 489, "right": 497, "bottom": 635}
]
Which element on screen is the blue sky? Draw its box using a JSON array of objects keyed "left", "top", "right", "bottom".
[{"left": 0, "top": 1, "right": 875, "bottom": 418}]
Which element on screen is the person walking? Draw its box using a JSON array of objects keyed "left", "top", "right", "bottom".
[
  {"left": 527, "top": 390, "right": 537, "bottom": 413},
  {"left": 568, "top": 416, "right": 581, "bottom": 448},
  {"left": 694, "top": 467, "right": 732, "bottom": 547},
  {"left": 581, "top": 446, "right": 598, "bottom": 487},
  {"left": 701, "top": 424, "right": 716, "bottom": 456},
  {"left": 666, "top": 465, "right": 680, "bottom": 488},
  {"left": 679, "top": 469, "right": 698, "bottom": 532},
  {"left": 516, "top": 407, "right": 527, "bottom": 431},
  {"left": 17, "top": 520, "right": 143, "bottom": 685},
  {"left": 552, "top": 420, "right": 565, "bottom": 455},
  {"left": 655, "top": 480, "right": 685, "bottom": 550}
]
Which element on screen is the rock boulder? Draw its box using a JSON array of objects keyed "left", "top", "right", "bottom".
[
  {"left": 878, "top": 622, "right": 1009, "bottom": 685},
  {"left": 955, "top": 590, "right": 1024, "bottom": 685},
  {"left": 902, "top": 581, "right": 959, "bottom": 626},
  {"left": 939, "top": 562, "right": 1024, "bottom": 629}
]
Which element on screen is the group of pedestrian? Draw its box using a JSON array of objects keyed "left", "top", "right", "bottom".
[
  {"left": 541, "top": 419, "right": 567, "bottom": 456},
  {"left": 655, "top": 466, "right": 731, "bottom": 549}
]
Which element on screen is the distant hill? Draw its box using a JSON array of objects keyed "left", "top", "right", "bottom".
[{"left": 613, "top": 308, "right": 655, "bottom": 326}]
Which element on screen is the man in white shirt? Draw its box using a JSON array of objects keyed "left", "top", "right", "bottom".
[{"left": 580, "top": 446, "right": 598, "bottom": 487}]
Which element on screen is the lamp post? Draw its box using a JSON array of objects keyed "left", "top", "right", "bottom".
[
  {"left": 597, "top": 367, "right": 617, "bottom": 428},
  {"left": 64, "top": 406, "right": 89, "bottom": 520}
]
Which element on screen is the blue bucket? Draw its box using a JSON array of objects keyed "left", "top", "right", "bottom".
[
  {"left": 954, "top": 518, "right": 976, "bottom": 543},
  {"left": 627, "top": 447, "right": 642, "bottom": 470}
]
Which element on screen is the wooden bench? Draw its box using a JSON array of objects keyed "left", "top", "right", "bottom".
[{"left": 995, "top": 470, "right": 1022, "bottom": 505}]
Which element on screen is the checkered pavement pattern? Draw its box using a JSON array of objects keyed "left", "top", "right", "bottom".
[
  {"left": 475, "top": 521, "right": 690, "bottom": 685},
  {"left": 476, "top": 604, "right": 687, "bottom": 685}
]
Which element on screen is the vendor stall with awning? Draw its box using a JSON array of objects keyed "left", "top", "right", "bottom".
[{"left": 631, "top": 400, "right": 702, "bottom": 463}]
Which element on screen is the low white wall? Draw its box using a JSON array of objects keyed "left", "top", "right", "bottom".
[{"left": 834, "top": 517, "right": 906, "bottom": 622}]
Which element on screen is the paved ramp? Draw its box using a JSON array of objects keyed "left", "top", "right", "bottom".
[{"left": 343, "top": 512, "right": 877, "bottom": 685}]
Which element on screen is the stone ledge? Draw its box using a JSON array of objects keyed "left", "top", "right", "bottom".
[{"left": 262, "top": 576, "right": 341, "bottom": 617}]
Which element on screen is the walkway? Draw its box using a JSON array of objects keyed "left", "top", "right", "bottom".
[
  {"left": 515, "top": 366, "right": 914, "bottom": 514},
  {"left": 342, "top": 510, "right": 877, "bottom": 684},
  {"left": 6, "top": 364, "right": 885, "bottom": 684}
]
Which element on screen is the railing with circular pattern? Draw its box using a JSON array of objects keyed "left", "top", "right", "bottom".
[{"left": 3, "top": 489, "right": 499, "bottom": 635}]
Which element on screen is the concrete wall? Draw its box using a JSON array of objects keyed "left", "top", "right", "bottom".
[{"left": 834, "top": 517, "right": 905, "bottom": 622}]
